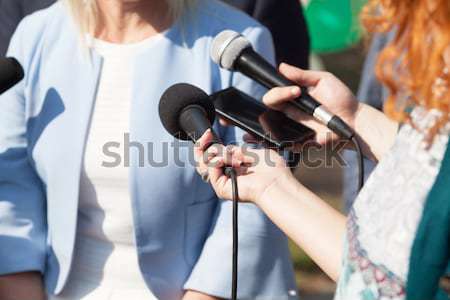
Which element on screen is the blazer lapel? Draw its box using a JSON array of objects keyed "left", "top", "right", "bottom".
[{"left": 39, "top": 37, "right": 103, "bottom": 292}]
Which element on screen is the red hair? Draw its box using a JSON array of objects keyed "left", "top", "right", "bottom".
[{"left": 361, "top": 0, "right": 450, "bottom": 139}]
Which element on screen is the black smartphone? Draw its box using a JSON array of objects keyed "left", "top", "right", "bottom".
[{"left": 210, "top": 87, "right": 315, "bottom": 149}]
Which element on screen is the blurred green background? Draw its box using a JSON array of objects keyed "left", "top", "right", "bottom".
[{"left": 305, "top": 0, "right": 367, "bottom": 53}]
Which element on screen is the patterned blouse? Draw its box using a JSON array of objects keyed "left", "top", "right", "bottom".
[{"left": 335, "top": 107, "right": 450, "bottom": 300}]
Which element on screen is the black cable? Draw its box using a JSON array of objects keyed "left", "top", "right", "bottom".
[
  {"left": 224, "top": 167, "right": 239, "bottom": 300},
  {"left": 351, "top": 136, "right": 364, "bottom": 191},
  {"left": 287, "top": 151, "right": 302, "bottom": 170},
  {"left": 328, "top": 116, "right": 365, "bottom": 191}
]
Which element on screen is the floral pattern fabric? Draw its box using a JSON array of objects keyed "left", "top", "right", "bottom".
[{"left": 335, "top": 107, "right": 450, "bottom": 300}]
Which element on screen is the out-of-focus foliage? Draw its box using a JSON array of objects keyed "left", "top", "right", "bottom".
[{"left": 304, "top": 0, "right": 367, "bottom": 53}]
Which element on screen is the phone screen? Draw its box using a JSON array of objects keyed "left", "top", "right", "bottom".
[{"left": 211, "top": 87, "right": 315, "bottom": 149}]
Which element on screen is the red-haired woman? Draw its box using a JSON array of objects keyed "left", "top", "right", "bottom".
[{"left": 196, "top": 0, "right": 450, "bottom": 299}]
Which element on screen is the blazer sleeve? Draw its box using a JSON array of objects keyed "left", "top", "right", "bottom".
[
  {"left": 184, "top": 27, "right": 298, "bottom": 299},
  {"left": 0, "top": 19, "right": 47, "bottom": 276}
]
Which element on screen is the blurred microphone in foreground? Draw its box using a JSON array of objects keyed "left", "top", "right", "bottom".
[{"left": 0, "top": 57, "right": 24, "bottom": 94}]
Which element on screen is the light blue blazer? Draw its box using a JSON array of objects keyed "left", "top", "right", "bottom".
[{"left": 0, "top": 1, "right": 298, "bottom": 299}]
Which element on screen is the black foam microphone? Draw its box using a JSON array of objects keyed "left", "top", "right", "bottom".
[
  {"left": 159, "top": 83, "right": 222, "bottom": 146},
  {"left": 210, "top": 30, "right": 354, "bottom": 140},
  {"left": 0, "top": 57, "right": 24, "bottom": 95}
]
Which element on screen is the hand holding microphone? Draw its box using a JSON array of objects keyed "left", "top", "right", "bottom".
[
  {"left": 262, "top": 63, "right": 360, "bottom": 146},
  {"left": 261, "top": 63, "right": 399, "bottom": 163},
  {"left": 157, "top": 82, "right": 291, "bottom": 204},
  {"left": 195, "top": 130, "right": 291, "bottom": 205},
  {"left": 211, "top": 30, "right": 367, "bottom": 190},
  {"left": 211, "top": 30, "right": 356, "bottom": 141},
  {"left": 158, "top": 83, "right": 232, "bottom": 179}
]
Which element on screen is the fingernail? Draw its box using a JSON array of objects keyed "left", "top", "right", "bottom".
[{"left": 291, "top": 86, "right": 301, "bottom": 96}]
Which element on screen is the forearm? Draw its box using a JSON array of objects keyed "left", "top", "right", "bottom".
[
  {"left": 256, "top": 174, "right": 346, "bottom": 281},
  {"left": 0, "top": 272, "right": 46, "bottom": 300},
  {"left": 354, "top": 103, "right": 399, "bottom": 161}
]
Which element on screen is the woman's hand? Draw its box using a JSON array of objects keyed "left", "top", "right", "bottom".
[
  {"left": 194, "top": 130, "right": 293, "bottom": 204},
  {"left": 263, "top": 63, "right": 361, "bottom": 146},
  {"left": 194, "top": 131, "right": 347, "bottom": 281},
  {"left": 263, "top": 63, "right": 399, "bottom": 161}
]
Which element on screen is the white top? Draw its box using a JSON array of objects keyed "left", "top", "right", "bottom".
[{"left": 51, "top": 38, "right": 160, "bottom": 300}]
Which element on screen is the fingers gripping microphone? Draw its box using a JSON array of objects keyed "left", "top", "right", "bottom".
[
  {"left": 0, "top": 57, "right": 24, "bottom": 95},
  {"left": 211, "top": 30, "right": 354, "bottom": 140},
  {"left": 211, "top": 31, "right": 365, "bottom": 190},
  {"left": 159, "top": 83, "right": 221, "bottom": 146}
]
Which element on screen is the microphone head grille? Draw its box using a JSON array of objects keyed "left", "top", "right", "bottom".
[
  {"left": 211, "top": 30, "right": 251, "bottom": 70},
  {"left": 159, "top": 83, "right": 215, "bottom": 141}
]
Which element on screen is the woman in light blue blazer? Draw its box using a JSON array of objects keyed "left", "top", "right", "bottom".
[{"left": 0, "top": 0, "right": 297, "bottom": 299}]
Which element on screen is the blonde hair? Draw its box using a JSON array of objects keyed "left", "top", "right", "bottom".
[{"left": 65, "top": 0, "right": 196, "bottom": 38}]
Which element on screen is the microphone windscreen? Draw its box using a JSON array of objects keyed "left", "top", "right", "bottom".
[
  {"left": 0, "top": 57, "right": 24, "bottom": 94},
  {"left": 159, "top": 83, "right": 215, "bottom": 140},
  {"left": 211, "top": 30, "right": 251, "bottom": 70}
]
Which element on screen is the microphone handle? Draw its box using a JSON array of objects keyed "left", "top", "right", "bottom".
[
  {"left": 236, "top": 49, "right": 353, "bottom": 139},
  {"left": 179, "top": 104, "right": 222, "bottom": 146},
  {"left": 236, "top": 48, "right": 320, "bottom": 114},
  {"left": 180, "top": 105, "right": 235, "bottom": 179}
]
